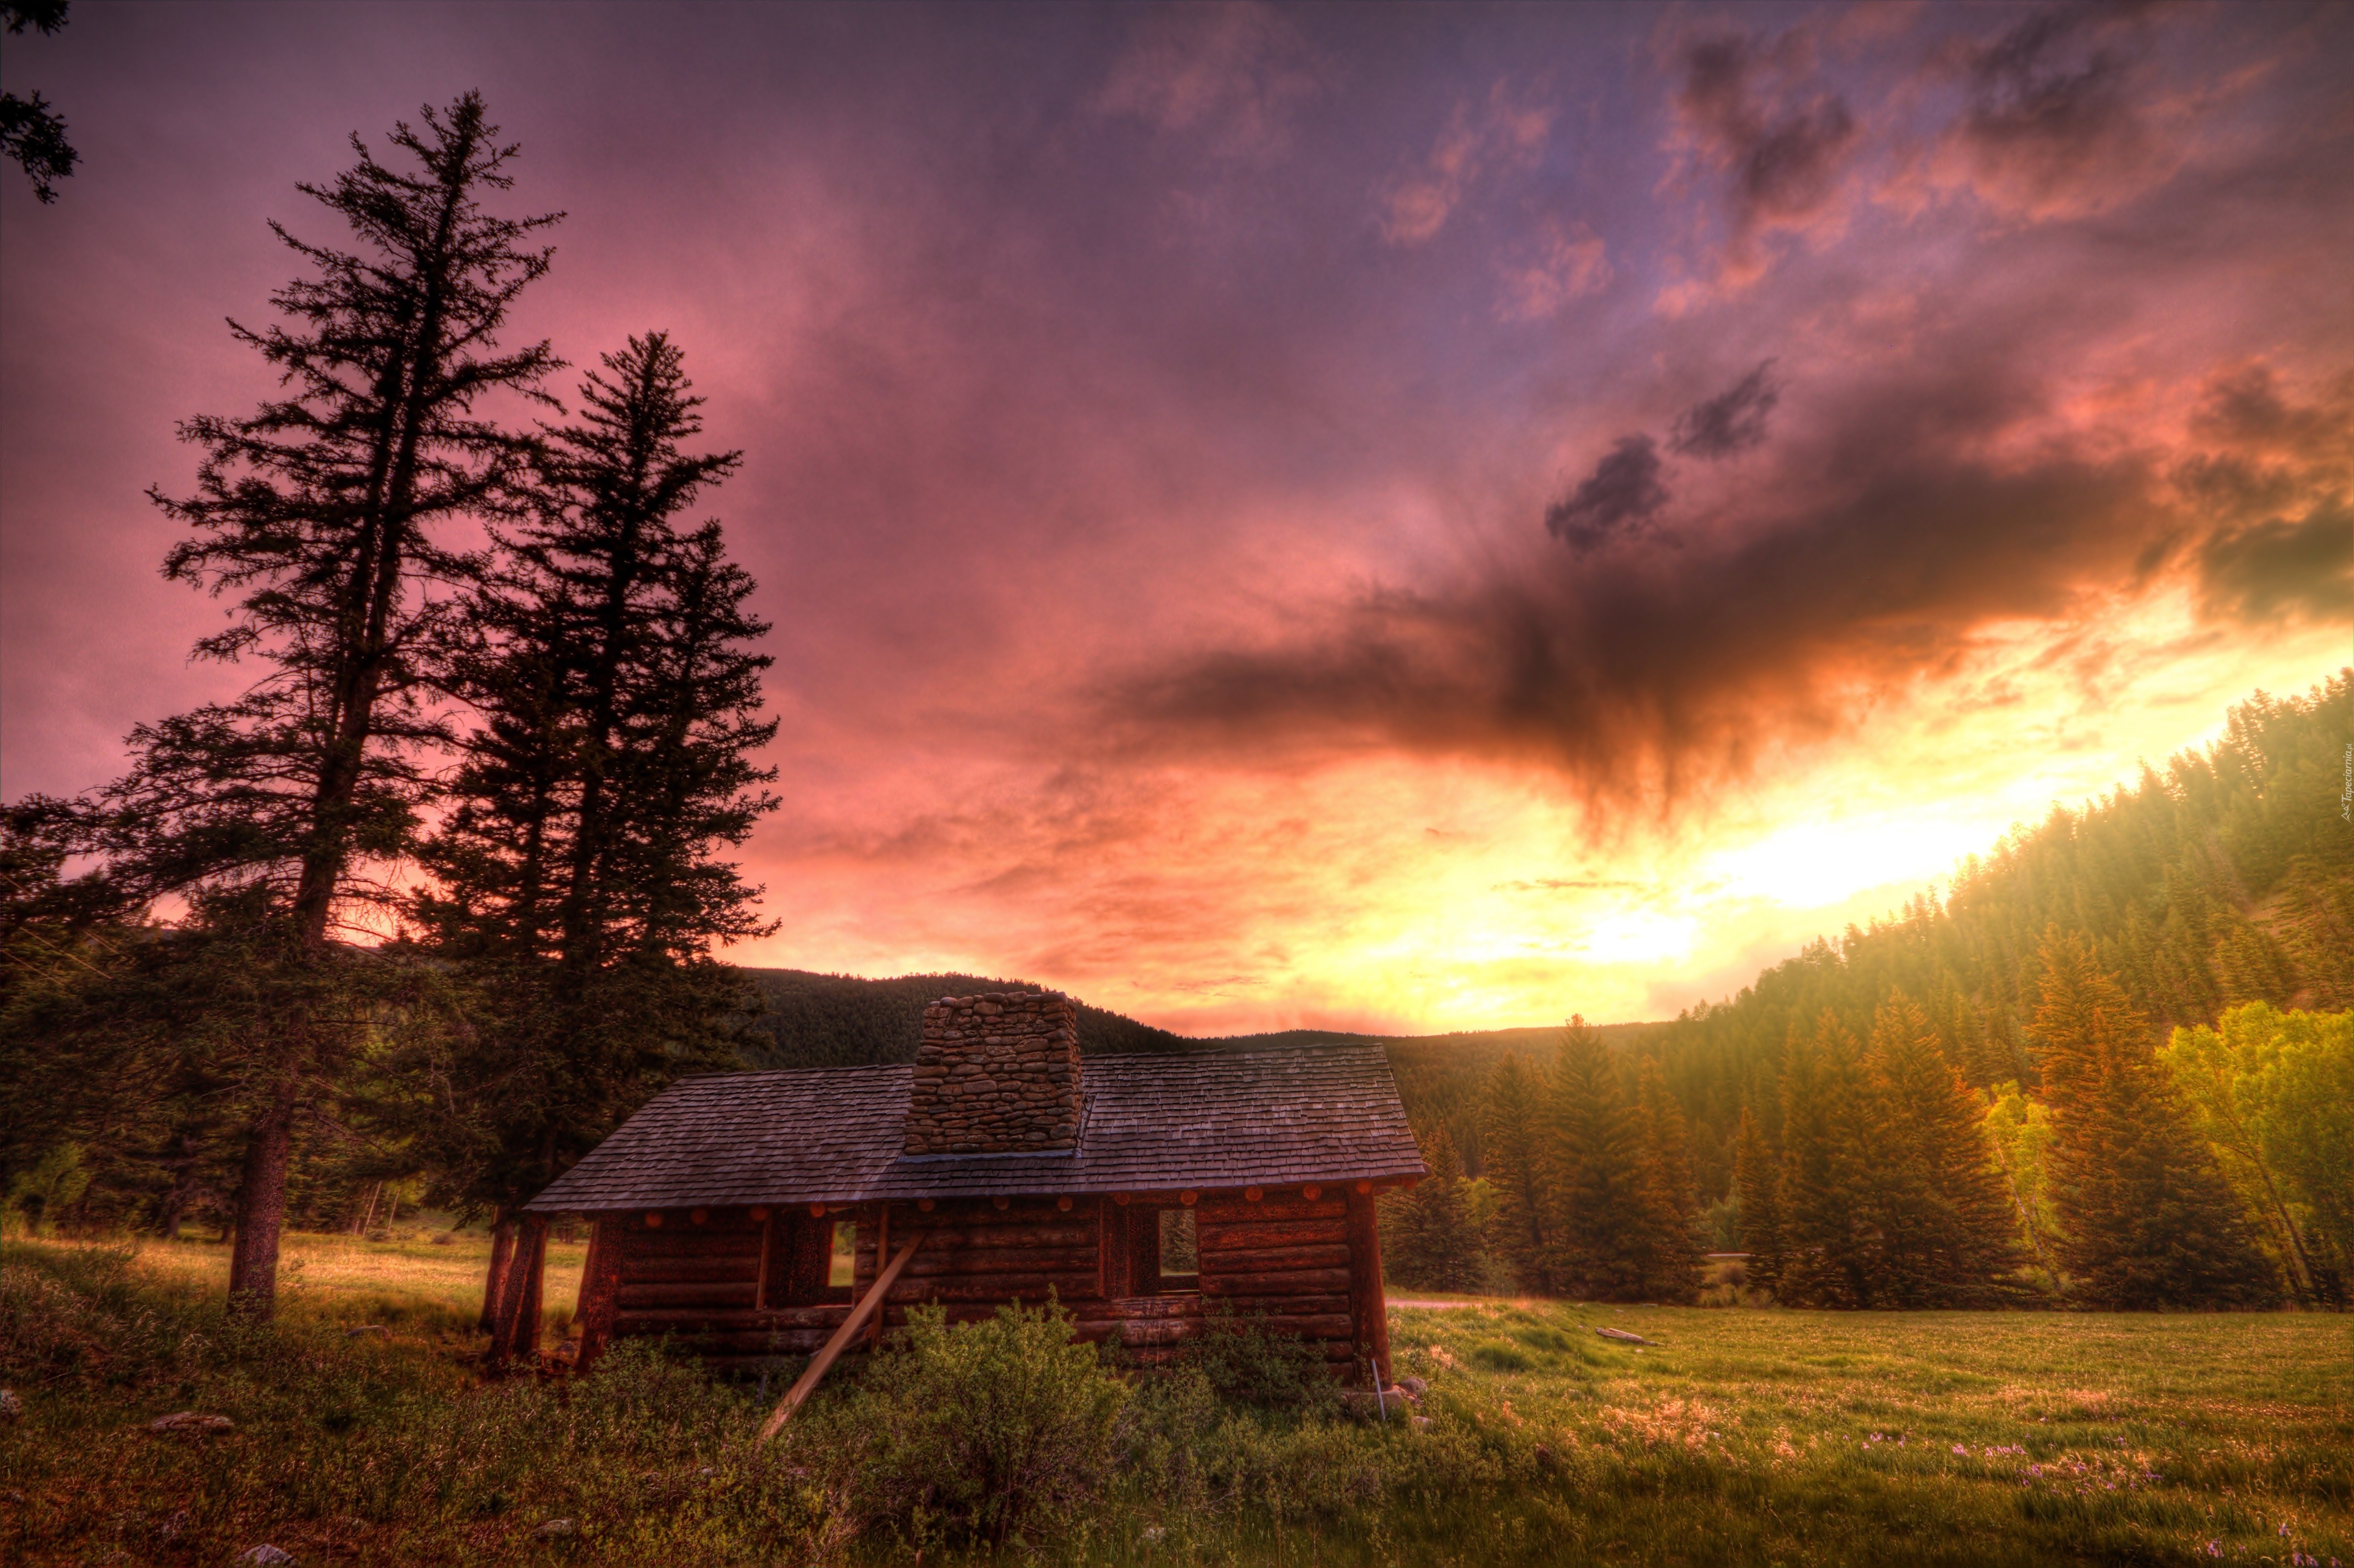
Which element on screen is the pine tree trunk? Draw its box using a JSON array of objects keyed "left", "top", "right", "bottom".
[
  {"left": 227, "top": 1085, "right": 296, "bottom": 1318},
  {"left": 479, "top": 1211, "right": 516, "bottom": 1333}
]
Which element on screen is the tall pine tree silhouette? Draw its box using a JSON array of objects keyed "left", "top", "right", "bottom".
[
  {"left": 1543, "top": 1017, "right": 1676, "bottom": 1300},
  {"left": 1634, "top": 1057, "right": 1703, "bottom": 1299},
  {"left": 1479, "top": 1051, "right": 1556, "bottom": 1293},
  {"left": 1861, "top": 992, "right": 2022, "bottom": 1306},
  {"left": 2033, "top": 933, "right": 2278, "bottom": 1307},
  {"left": 1380, "top": 1124, "right": 1481, "bottom": 1292},
  {"left": 1732, "top": 1103, "right": 1782, "bottom": 1292},
  {"left": 412, "top": 333, "right": 779, "bottom": 1320},
  {"left": 95, "top": 94, "right": 559, "bottom": 1316},
  {"left": 1776, "top": 1013, "right": 1880, "bottom": 1307}
]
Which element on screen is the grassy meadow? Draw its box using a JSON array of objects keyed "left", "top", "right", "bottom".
[
  {"left": 1, "top": 1232, "right": 2348, "bottom": 1566},
  {"left": 127, "top": 1227, "right": 591, "bottom": 1343}
]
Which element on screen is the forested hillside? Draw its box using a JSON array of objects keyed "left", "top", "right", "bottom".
[
  {"left": 1374, "top": 674, "right": 2352, "bottom": 1310},
  {"left": 739, "top": 969, "right": 1194, "bottom": 1066},
  {"left": 1644, "top": 673, "right": 2351, "bottom": 1200}
]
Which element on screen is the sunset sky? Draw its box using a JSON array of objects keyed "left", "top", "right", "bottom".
[{"left": 2, "top": 2, "right": 2347, "bottom": 1037}]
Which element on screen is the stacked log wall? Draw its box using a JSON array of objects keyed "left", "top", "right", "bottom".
[
  {"left": 585, "top": 1189, "right": 1380, "bottom": 1377},
  {"left": 855, "top": 1196, "right": 1108, "bottom": 1325},
  {"left": 603, "top": 1210, "right": 851, "bottom": 1372},
  {"left": 1194, "top": 1193, "right": 1359, "bottom": 1365}
]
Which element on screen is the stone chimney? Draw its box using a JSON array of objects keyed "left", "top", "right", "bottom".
[{"left": 905, "top": 991, "right": 1083, "bottom": 1155}]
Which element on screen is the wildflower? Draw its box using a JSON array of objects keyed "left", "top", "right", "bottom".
[{"left": 1953, "top": 1445, "right": 1967, "bottom": 1456}]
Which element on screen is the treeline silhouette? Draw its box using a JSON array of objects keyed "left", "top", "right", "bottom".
[{"left": 1381, "top": 676, "right": 2352, "bottom": 1309}]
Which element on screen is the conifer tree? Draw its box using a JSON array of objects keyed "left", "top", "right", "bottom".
[
  {"left": 1541, "top": 1017, "right": 1664, "bottom": 1300},
  {"left": 1, "top": 1, "right": 76, "bottom": 204},
  {"left": 2033, "top": 933, "right": 2278, "bottom": 1308},
  {"left": 1380, "top": 1124, "right": 1481, "bottom": 1292},
  {"left": 89, "top": 94, "right": 559, "bottom": 1316},
  {"left": 1731, "top": 1104, "right": 1781, "bottom": 1292},
  {"left": 1860, "top": 992, "right": 2021, "bottom": 1306},
  {"left": 1776, "top": 1013, "right": 1879, "bottom": 1307},
  {"left": 1633, "top": 1057, "right": 1703, "bottom": 1298},
  {"left": 1478, "top": 1050, "right": 1556, "bottom": 1293},
  {"left": 409, "top": 333, "right": 779, "bottom": 1316}
]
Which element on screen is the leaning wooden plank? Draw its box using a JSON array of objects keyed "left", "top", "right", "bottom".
[{"left": 758, "top": 1231, "right": 927, "bottom": 1442}]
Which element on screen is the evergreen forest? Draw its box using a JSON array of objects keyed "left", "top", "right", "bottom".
[{"left": 1380, "top": 676, "right": 2353, "bottom": 1312}]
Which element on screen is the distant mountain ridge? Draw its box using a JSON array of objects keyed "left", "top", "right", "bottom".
[
  {"left": 739, "top": 968, "right": 1199, "bottom": 1069},
  {"left": 738, "top": 968, "right": 1657, "bottom": 1176},
  {"left": 740, "top": 969, "right": 1648, "bottom": 1067}
]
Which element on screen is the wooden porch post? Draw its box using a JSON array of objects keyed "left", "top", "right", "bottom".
[
  {"left": 488, "top": 1213, "right": 549, "bottom": 1368},
  {"left": 1345, "top": 1186, "right": 1393, "bottom": 1388},
  {"left": 517, "top": 1217, "right": 547, "bottom": 1358},
  {"left": 573, "top": 1217, "right": 625, "bottom": 1375}
]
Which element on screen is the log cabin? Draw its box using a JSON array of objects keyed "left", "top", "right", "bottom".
[{"left": 497, "top": 991, "right": 1425, "bottom": 1388}]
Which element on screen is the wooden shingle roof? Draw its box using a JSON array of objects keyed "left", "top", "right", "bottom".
[{"left": 523, "top": 1045, "right": 1423, "bottom": 1213}]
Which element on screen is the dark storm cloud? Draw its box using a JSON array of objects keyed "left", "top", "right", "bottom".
[
  {"left": 1111, "top": 340, "right": 2351, "bottom": 810},
  {"left": 1668, "top": 361, "right": 1781, "bottom": 459},
  {"left": 1115, "top": 405, "right": 2167, "bottom": 810},
  {"left": 1941, "top": 4, "right": 2164, "bottom": 216},
  {"left": 1545, "top": 362, "right": 1782, "bottom": 551},
  {"left": 2196, "top": 509, "right": 2353, "bottom": 624},
  {"left": 2189, "top": 364, "right": 2353, "bottom": 460},
  {"left": 2176, "top": 366, "right": 2354, "bottom": 625},
  {"left": 1543, "top": 435, "right": 1668, "bottom": 551},
  {"left": 1673, "top": 30, "right": 1858, "bottom": 258}
]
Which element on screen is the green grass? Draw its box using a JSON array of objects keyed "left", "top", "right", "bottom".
[
  {"left": 119, "top": 1225, "right": 588, "bottom": 1342},
  {"left": 1, "top": 1237, "right": 2347, "bottom": 1566}
]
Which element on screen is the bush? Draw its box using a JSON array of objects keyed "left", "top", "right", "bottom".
[
  {"left": 1186, "top": 1303, "right": 1342, "bottom": 1415},
  {"left": 793, "top": 1298, "right": 1130, "bottom": 1549}
]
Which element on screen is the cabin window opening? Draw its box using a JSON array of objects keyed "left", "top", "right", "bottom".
[
  {"left": 829, "top": 1220, "right": 858, "bottom": 1289},
  {"left": 1156, "top": 1207, "right": 1198, "bottom": 1292},
  {"left": 766, "top": 1212, "right": 855, "bottom": 1307}
]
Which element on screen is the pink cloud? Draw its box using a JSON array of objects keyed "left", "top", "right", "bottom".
[
  {"left": 1498, "top": 219, "right": 1612, "bottom": 321},
  {"left": 1095, "top": 0, "right": 1328, "bottom": 162},
  {"left": 1377, "top": 78, "right": 1555, "bottom": 246}
]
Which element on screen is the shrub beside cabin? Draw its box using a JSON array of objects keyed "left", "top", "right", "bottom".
[{"left": 497, "top": 992, "right": 1425, "bottom": 1387}]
